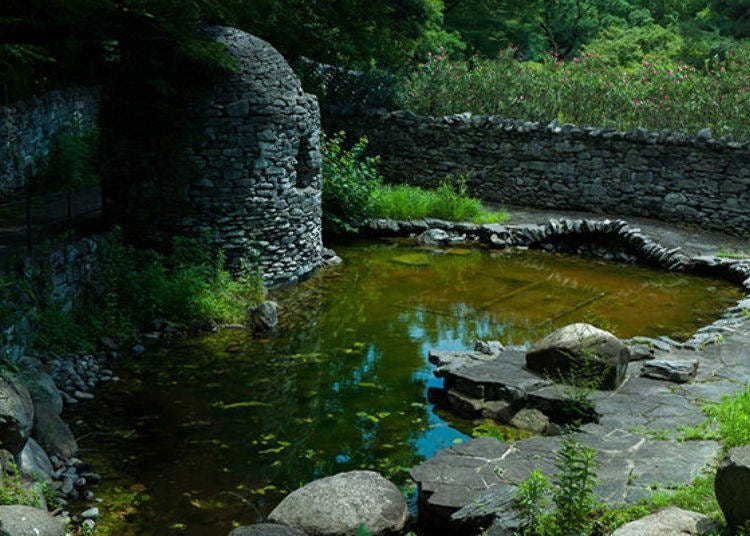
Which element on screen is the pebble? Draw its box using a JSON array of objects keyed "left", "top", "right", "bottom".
[
  {"left": 74, "top": 390, "right": 95, "bottom": 400},
  {"left": 81, "top": 507, "right": 100, "bottom": 519},
  {"left": 132, "top": 344, "right": 145, "bottom": 354},
  {"left": 82, "top": 519, "right": 96, "bottom": 531}
]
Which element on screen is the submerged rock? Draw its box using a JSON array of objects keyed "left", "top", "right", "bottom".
[
  {"left": 715, "top": 445, "right": 750, "bottom": 528},
  {"left": 525, "top": 323, "right": 629, "bottom": 390},
  {"left": 268, "top": 470, "right": 408, "bottom": 535},
  {"left": 611, "top": 507, "right": 720, "bottom": 535}
]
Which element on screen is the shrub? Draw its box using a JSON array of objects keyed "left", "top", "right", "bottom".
[
  {"left": 401, "top": 45, "right": 750, "bottom": 141},
  {"left": 321, "top": 132, "right": 382, "bottom": 235},
  {"left": 22, "top": 231, "right": 265, "bottom": 354}
]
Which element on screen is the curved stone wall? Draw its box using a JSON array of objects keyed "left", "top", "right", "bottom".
[
  {"left": 326, "top": 106, "right": 750, "bottom": 237},
  {"left": 106, "top": 27, "right": 322, "bottom": 285}
]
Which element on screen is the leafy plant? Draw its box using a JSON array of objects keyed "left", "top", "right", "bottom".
[
  {"left": 703, "top": 384, "right": 750, "bottom": 449},
  {"left": 515, "top": 434, "right": 600, "bottom": 535},
  {"left": 321, "top": 131, "right": 382, "bottom": 235},
  {"left": 0, "top": 462, "right": 50, "bottom": 509}
]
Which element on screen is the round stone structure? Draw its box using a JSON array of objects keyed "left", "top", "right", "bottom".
[{"left": 106, "top": 26, "right": 322, "bottom": 285}]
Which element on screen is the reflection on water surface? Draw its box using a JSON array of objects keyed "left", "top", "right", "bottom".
[{"left": 72, "top": 242, "right": 742, "bottom": 535}]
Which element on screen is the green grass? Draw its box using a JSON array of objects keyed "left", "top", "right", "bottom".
[
  {"left": 704, "top": 385, "right": 750, "bottom": 450},
  {"left": 370, "top": 181, "right": 508, "bottom": 223}
]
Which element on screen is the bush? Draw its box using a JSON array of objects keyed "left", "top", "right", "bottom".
[
  {"left": 33, "top": 128, "right": 101, "bottom": 194},
  {"left": 321, "top": 132, "right": 382, "bottom": 236},
  {"left": 23, "top": 232, "right": 265, "bottom": 354},
  {"left": 401, "top": 45, "right": 750, "bottom": 141}
]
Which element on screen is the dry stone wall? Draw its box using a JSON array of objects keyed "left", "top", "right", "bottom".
[
  {"left": 326, "top": 106, "right": 750, "bottom": 237},
  {"left": 0, "top": 87, "right": 100, "bottom": 199},
  {"left": 105, "top": 27, "right": 322, "bottom": 285}
]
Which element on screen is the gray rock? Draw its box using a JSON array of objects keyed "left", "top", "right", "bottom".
[
  {"left": 416, "top": 228, "right": 452, "bottom": 247},
  {"left": 509, "top": 408, "right": 549, "bottom": 434},
  {"left": 0, "top": 505, "right": 65, "bottom": 535},
  {"left": 228, "top": 524, "right": 307, "bottom": 536},
  {"left": 450, "top": 484, "right": 520, "bottom": 530},
  {"left": 716, "top": 445, "right": 750, "bottom": 527},
  {"left": 18, "top": 358, "right": 62, "bottom": 415},
  {"left": 32, "top": 403, "right": 78, "bottom": 459},
  {"left": 268, "top": 470, "right": 408, "bottom": 536},
  {"left": 248, "top": 301, "right": 279, "bottom": 333},
  {"left": 611, "top": 507, "right": 720, "bottom": 535},
  {"left": 81, "top": 507, "right": 100, "bottom": 519},
  {"left": 16, "top": 437, "right": 53, "bottom": 482},
  {"left": 641, "top": 359, "right": 698, "bottom": 383},
  {"left": 0, "top": 375, "right": 34, "bottom": 455},
  {"left": 525, "top": 323, "right": 629, "bottom": 390}
]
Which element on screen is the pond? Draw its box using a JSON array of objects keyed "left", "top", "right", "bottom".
[{"left": 70, "top": 241, "right": 743, "bottom": 535}]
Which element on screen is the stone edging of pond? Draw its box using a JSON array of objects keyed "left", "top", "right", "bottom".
[{"left": 362, "top": 216, "right": 750, "bottom": 534}]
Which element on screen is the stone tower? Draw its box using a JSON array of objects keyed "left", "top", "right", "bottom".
[{"left": 106, "top": 27, "right": 323, "bottom": 286}]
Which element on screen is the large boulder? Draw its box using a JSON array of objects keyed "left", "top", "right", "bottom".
[
  {"left": 0, "top": 375, "right": 34, "bottom": 455},
  {"left": 32, "top": 403, "right": 78, "bottom": 459},
  {"left": 19, "top": 358, "right": 63, "bottom": 415},
  {"left": 715, "top": 445, "right": 750, "bottom": 527},
  {"left": 228, "top": 524, "right": 306, "bottom": 536},
  {"left": 0, "top": 505, "right": 65, "bottom": 535},
  {"left": 16, "top": 437, "right": 53, "bottom": 482},
  {"left": 611, "top": 507, "right": 720, "bottom": 535},
  {"left": 525, "top": 323, "right": 629, "bottom": 390},
  {"left": 268, "top": 470, "right": 408, "bottom": 536}
]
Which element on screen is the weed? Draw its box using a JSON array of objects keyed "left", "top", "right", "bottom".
[
  {"left": 703, "top": 384, "right": 750, "bottom": 449},
  {"left": 514, "top": 434, "right": 600, "bottom": 535},
  {"left": 370, "top": 178, "right": 508, "bottom": 223}
]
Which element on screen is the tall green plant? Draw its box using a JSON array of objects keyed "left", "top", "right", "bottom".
[
  {"left": 515, "top": 434, "right": 599, "bottom": 535},
  {"left": 321, "top": 131, "right": 382, "bottom": 235}
]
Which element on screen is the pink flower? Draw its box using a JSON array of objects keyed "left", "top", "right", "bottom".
[
  {"left": 519, "top": 95, "right": 525, "bottom": 100},
  {"left": 668, "top": 69, "right": 674, "bottom": 75},
  {"left": 574, "top": 57, "right": 580, "bottom": 63}
]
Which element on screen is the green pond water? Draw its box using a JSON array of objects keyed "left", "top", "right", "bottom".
[{"left": 71, "top": 241, "right": 743, "bottom": 535}]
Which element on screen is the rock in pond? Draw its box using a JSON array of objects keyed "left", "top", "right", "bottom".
[
  {"left": 268, "top": 470, "right": 408, "bottom": 535},
  {"left": 248, "top": 301, "right": 279, "bottom": 333},
  {"left": 0, "top": 505, "right": 65, "bottom": 536},
  {"left": 16, "top": 437, "right": 53, "bottom": 482},
  {"left": 526, "top": 323, "right": 629, "bottom": 390},
  {"left": 0, "top": 375, "right": 34, "bottom": 455},
  {"left": 228, "top": 524, "right": 306, "bottom": 536},
  {"left": 416, "top": 228, "right": 452, "bottom": 247},
  {"left": 611, "top": 507, "right": 720, "bottom": 535},
  {"left": 715, "top": 445, "right": 750, "bottom": 528},
  {"left": 32, "top": 403, "right": 78, "bottom": 459}
]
